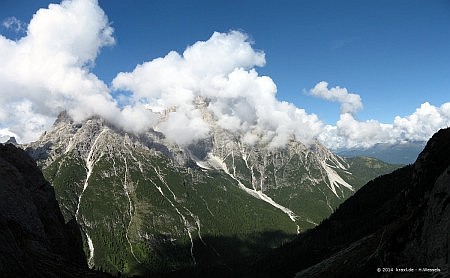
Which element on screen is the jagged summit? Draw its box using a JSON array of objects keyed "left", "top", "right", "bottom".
[
  {"left": 54, "top": 110, "right": 74, "bottom": 124},
  {"left": 31, "top": 110, "right": 356, "bottom": 198},
  {"left": 23, "top": 110, "right": 399, "bottom": 275},
  {"left": 5, "top": 136, "right": 17, "bottom": 145}
]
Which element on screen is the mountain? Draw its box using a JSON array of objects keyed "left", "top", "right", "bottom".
[
  {"left": 247, "top": 128, "right": 450, "bottom": 278},
  {"left": 335, "top": 141, "right": 426, "bottom": 164},
  {"left": 0, "top": 143, "right": 109, "bottom": 277},
  {"left": 24, "top": 108, "right": 399, "bottom": 276}
]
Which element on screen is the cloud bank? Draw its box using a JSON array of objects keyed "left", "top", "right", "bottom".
[
  {"left": 112, "top": 31, "right": 323, "bottom": 147},
  {"left": 0, "top": 0, "right": 117, "bottom": 141},
  {"left": 314, "top": 94, "right": 450, "bottom": 149},
  {"left": 0, "top": 0, "right": 158, "bottom": 142},
  {"left": 0, "top": 0, "right": 449, "bottom": 150}
]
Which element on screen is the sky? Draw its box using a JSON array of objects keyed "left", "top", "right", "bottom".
[{"left": 0, "top": 0, "right": 449, "bottom": 149}]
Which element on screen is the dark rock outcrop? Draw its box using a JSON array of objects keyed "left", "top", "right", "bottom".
[
  {"left": 0, "top": 143, "right": 105, "bottom": 277},
  {"left": 5, "top": 137, "right": 17, "bottom": 145},
  {"left": 248, "top": 128, "right": 450, "bottom": 277}
]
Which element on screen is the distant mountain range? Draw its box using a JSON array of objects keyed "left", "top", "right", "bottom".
[
  {"left": 335, "top": 141, "right": 426, "bottom": 164},
  {"left": 21, "top": 107, "right": 398, "bottom": 276}
]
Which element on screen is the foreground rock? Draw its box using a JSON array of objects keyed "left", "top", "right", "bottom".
[
  {"left": 247, "top": 128, "right": 449, "bottom": 278},
  {"left": 0, "top": 143, "right": 108, "bottom": 277}
]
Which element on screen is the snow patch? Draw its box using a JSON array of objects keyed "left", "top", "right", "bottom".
[
  {"left": 155, "top": 184, "right": 196, "bottom": 264},
  {"left": 121, "top": 149, "right": 141, "bottom": 264},
  {"left": 76, "top": 128, "right": 108, "bottom": 267},
  {"left": 150, "top": 168, "right": 197, "bottom": 265},
  {"left": 321, "top": 161, "right": 353, "bottom": 197},
  {"left": 76, "top": 128, "right": 108, "bottom": 217},
  {"left": 86, "top": 232, "right": 95, "bottom": 267},
  {"left": 209, "top": 154, "right": 300, "bottom": 231}
]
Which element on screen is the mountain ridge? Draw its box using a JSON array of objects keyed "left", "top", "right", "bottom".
[
  {"left": 246, "top": 127, "right": 450, "bottom": 277},
  {"left": 335, "top": 141, "right": 426, "bottom": 164},
  {"left": 23, "top": 111, "right": 400, "bottom": 275}
]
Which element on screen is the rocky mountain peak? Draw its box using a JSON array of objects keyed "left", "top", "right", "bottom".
[
  {"left": 21, "top": 110, "right": 400, "bottom": 275},
  {"left": 6, "top": 136, "right": 17, "bottom": 145},
  {"left": 54, "top": 110, "right": 74, "bottom": 125}
]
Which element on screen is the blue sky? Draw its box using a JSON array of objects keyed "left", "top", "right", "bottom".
[
  {"left": 1, "top": 0, "right": 449, "bottom": 148},
  {"left": 81, "top": 0, "right": 450, "bottom": 123}
]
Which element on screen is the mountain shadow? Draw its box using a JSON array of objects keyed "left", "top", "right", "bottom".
[
  {"left": 0, "top": 143, "right": 110, "bottom": 277},
  {"left": 246, "top": 128, "right": 450, "bottom": 277},
  {"left": 159, "top": 128, "right": 449, "bottom": 277},
  {"left": 131, "top": 230, "right": 293, "bottom": 278}
]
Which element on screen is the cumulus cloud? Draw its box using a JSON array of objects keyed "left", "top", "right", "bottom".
[
  {"left": 159, "top": 108, "right": 211, "bottom": 146},
  {"left": 317, "top": 102, "right": 450, "bottom": 149},
  {"left": 0, "top": 0, "right": 322, "bottom": 149},
  {"left": 393, "top": 102, "right": 450, "bottom": 142},
  {"left": 0, "top": 128, "right": 18, "bottom": 143},
  {"left": 0, "top": 0, "right": 157, "bottom": 143},
  {"left": 308, "top": 81, "right": 450, "bottom": 149},
  {"left": 319, "top": 114, "right": 395, "bottom": 149},
  {"left": 113, "top": 31, "right": 323, "bottom": 147},
  {"left": 2, "top": 17, "right": 26, "bottom": 33},
  {"left": 310, "top": 81, "right": 363, "bottom": 114},
  {"left": 1, "top": 0, "right": 448, "bottom": 150}
]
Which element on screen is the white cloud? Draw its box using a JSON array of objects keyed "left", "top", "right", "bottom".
[
  {"left": 113, "top": 31, "right": 323, "bottom": 147},
  {"left": 1, "top": 4, "right": 322, "bottom": 149},
  {"left": 317, "top": 101, "right": 450, "bottom": 149},
  {"left": 1, "top": 0, "right": 448, "bottom": 151},
  {"left": 310, "top": 81, "right": 363, "bottom": 114},
  {"left": 2, "top": 100, "right": 55, "bottom": 143},
  {"left": 392, "top": 102, "right": 450, "bottom": 141},
  {"left": 158, "top": 109, "right": 210, "bottom": 146},
  {"left": 319, "top": 113, "right": 395, "bottom": 149},
  {"left": 308, "top": 81, "right": 450, "bottom": 149},
  {"left": 0, "top": 0, "right": 122, "bottom": 142},
  {"left": 2, "top": 17, "right": 26, "bottom": 33},
  {"left": 2, "top": 0, "right": 320, "bottom": 147},
  {"left": 0, "top": 128, "right": 18, "bottom": 143}
]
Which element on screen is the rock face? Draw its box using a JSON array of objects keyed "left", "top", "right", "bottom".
[
  {"left": 0, "top": 143, "right": 95, "bottom": 277},
  {"left": 249, "top": 128, "right": 450, "bottom": 278},
  {"left": 5, "top": 137, "right": 17, "bottom": 145},
  {"left": 23, "top": 111, "right": 399, "bottom": 275}
]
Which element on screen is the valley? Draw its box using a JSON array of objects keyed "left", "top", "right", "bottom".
[{"left": 25, "top": 112, "right": 400, "bottom": 275}]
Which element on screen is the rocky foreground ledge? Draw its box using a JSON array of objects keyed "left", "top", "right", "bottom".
[{"left": 0, "top": 143, "right": 109, "bottom": 277}]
